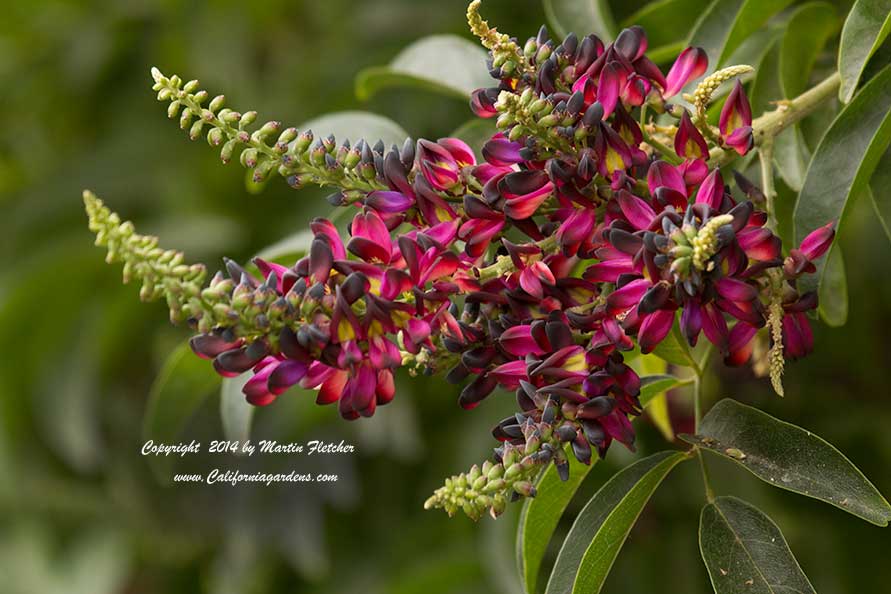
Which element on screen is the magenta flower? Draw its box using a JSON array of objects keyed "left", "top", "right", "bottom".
[
  {"left": 663, "top": 47, "right": 708, "bottom": 98},
  {"left": 675, "top": 111, "right": 709, "bottom": 160},
  {"left": 500, "top": 170, "right": 554, "bottom": 219},
  {"left": 719, "top": 81, "right": 754, "bottom": 155},
  {"left": 416, "top": 138, "right": 475, "bottom": 192},
  {"left": 785, "top": 221, "right": 835, "bottom": 277}
]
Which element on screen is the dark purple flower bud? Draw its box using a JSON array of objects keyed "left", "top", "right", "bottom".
[
  {"left": 459, "top": 373, "right": 499, "bottom": 409},
  {"left": 577, "top": 396, "right": 616, "bottom": 419},
  {"left": 214, "top": 346, "right": 266, "bottom": 377},
  {"left": 615, "top": 26, "right": 647, "bottom": 62},
  {"left": 190, "top": 333, "right": 241, "bottom": 359},
  {"left": 279, "top": 327, "right": 311, "bottom": 362}
]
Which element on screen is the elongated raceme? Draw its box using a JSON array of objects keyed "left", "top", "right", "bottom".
[{"left": 86, "top": 1, "right": 837, "bottom": 519}]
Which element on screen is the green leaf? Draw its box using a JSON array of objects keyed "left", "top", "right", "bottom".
[
  {"left": 355, "top": 35, "right": 491, "bottom": 101},
  {"left": 298, "top": 110, "right": 409, "bottom": 148},
  {"left": 517, "top": 452, "right": 595, "bottom": 594},
  {"left": 818, "top": 244, "right": 848, "bottom": 327},
  {"left": 681, "top": 399, "right": 891, "bottom": 526},
  {"left": 543, "top": 0, "right": 617, "bottom": 42},
  {"left": 143, "top": 342, "right": 220, "bottom": 481},
  {"left": 775, "top": 3, "right": 838, "bottom": 192},
  {"left": 545, "top": 451, "right": 689, "bottom": 594},
  {"left": 621, "top": 0, "right": 711, "bottom": 51},
  {"left": 687, "top": 0, "right": 795, "bottom": 72},
  {"left": 793, "top": 64, "right": 891, "bottom": 324},
  {"left": 650, "top": 316, "right": 697, "bottom": 368},
  {"left": 700, "top": 496, "right": 816, "bottom": 594},
  {"left": 639, "top": 374, "right": 686, "bottom": 408},
  {"left": 220, "top": 373, "right": 254, "bottom": 444},
  {"left": 780, "top": 3, "right": 838, "bottom": 98},
  {"left": 637, "top": 356, "right": 675, "bottom": 441},
  {"left": 868, "top": 148, "right": 891, "bottom": 244},
  {"left": 838, "top": 0, "right": 891, "bottom": 103}
]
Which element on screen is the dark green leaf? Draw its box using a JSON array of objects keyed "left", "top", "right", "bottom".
[
  {"left": 143, "top": 342, "right": 220, "bottom": 481},
  {"left": 838, "top": 0, "right": 891, "bottom": 103},
  {"left": 355, "top": 35, "right": 491, "bottom": 101},
  {"left": 793, "top": 64, "right": 891, "bottom": 324},
  {"left": 543, "top": 0, "right": 617, "bottom": 42},
  {"left": 639, "top": 374, "right": 687, "bottom": 408},
  {"left": 818, "top": 245, "right": 848, "bottom": 327},
  {"left": 220, "top": 374, "right": 253, "bottom": 445},
  {"left": 868, "top": 148, "right": 891, "bottom": 243},
  {"left": 681, "top": 399, "right": 891, "bottom": 526},
  {"left": 687, "top": 0, "right": 795, "bottom": 71},
  {"left": 621, "top": 0, "right": 711, "bottom": 50},
  {"left": 650, "top": 317, "right": 698, "bottom": 368},
  {"left": 545, "top": 451, "right": 689, "bottom": 594},
  {"left": 298, "top": 111, "right": 409, "bottom": 148},
  {"left": 700, "top": 496, "right": 816, "bottom": 594},
  {"left": 517, "top": 452, "right": 595, "bottom": 594},
  {"left": 776, "top": 3, "right": 838, "bottom": 192},
  {"left": 780, "top": 2, "right": 838, "bottom": 98}
]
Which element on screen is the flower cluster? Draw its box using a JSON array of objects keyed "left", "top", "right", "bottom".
[{"left": 87, "top": 2, "right": 835, "bottom": 520}]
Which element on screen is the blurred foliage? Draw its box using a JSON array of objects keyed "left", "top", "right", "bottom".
[{"left": 0, "top": 0, "right": 889, "bottom": 592}]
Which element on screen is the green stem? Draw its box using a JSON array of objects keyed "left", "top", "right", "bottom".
[
  {"left": 758, "top": 137, "right": 778, "bottom": 232},
  {"left": 642, "top": 129, "right": 683, "bottom": 165},
  {"left": 693, "top": 343, "right": 715, "bottom": 502},
  {"left": 476, "top": 235, "right": 558, "bottom": 282}
]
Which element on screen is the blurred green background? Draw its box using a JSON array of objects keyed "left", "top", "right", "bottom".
[{"left": 0, "top": 0, "right": 889, "bottom": 592}]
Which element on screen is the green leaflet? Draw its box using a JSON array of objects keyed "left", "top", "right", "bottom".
[
  {"left": 516, "top": 453, "right": 595, "bottom": 594},
  {"left": 355, "top": 35, "right": 491, "bottom": 101},
  {"left": 687, "top": 0, "right": 795, "bottom": 72},
  {"left": 700, "top": 496, "right": 816, "bottom": 594},
  {"left": 515, "top": 380, "right": 686, "bottom": 593},
  {"left": 639, "top": 374, "right": 687, "bottom": 408},
  {"left": 775, "top": 3, "right": 838, "bottom": 192},
  {"left": 143, "top": 341, "right": 220, "bottom": 482},
  {"left": 869, "top": 148, "right": 891, "bottom": 244},
  {"left": 681, "top": 399, "right": 891, "bottom": 526},
  {"left": 818, "top": 245, "right": 848, "bottom": 327},
  {"left": 838, "top": 0, "right": 891, "bottom": 103},
  {"left": 542, "top": 0, "right": 616, "bottom": 42},
  {"left": 620, "top": 0, "right": 711, "bottom": 59},
  {"left": 544, "top": 451, "right": 689, "bottom": 594},
  {"left": 780, "top": 2, "right": 838, "bottom": 98},
  {"left": 793, "top": 64, "right": 891, "bottom": 325},
  {"left": 650, "top": 315, "right": 697, "bottom": 368}
]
